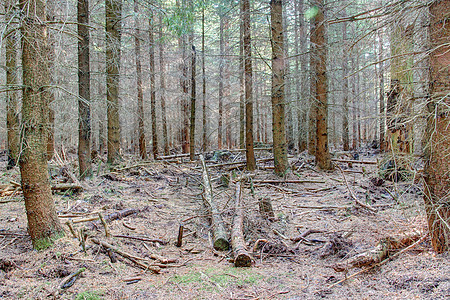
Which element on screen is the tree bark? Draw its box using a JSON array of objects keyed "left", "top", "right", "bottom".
[
  {"left": 202, "top": 8, "right": 208, "bottom": 152},
  {"left": 232, "top": 181, "right": 252, "bottom": 267},
  {"left": 312, "top": 0, "right": 332, "bottom": 170},
  {"left": 159, "top": 13, "right": 169, "bottom": 156},
  {"left": 78, "top": 0, "right": 92, "bottom": 178},
  {"left": 218, "top": 12, "right": 224, "bottom": 149},
  {"left": 423, "top": 0, "right": 450, "bottom": 253},
  {"left": 189, "top": 45, "right": 197, "bottom": 161},
  {"left": 149, "top": 10, "right": 158, "bottom": 159},
  {"left": 378, "top": 30, "right": 385, "bottom": 152},
  {"left": 296, "top": 0, "right": 307, "bottom": 152},
  {"left": 270, "top": 0, "right": 288, "bottom": 176},
  {"left": 19, "top": 0, "right": 64, "bottom": 249},
  {"left": 134, "top": 0, "right": 147, "bottom": 159},
  {"left": 5, "top": 0, "right": 19, "bottom": 170},
  {"left": 342, "top": 17, "right": 349, "bottom": 152},
  {"left": 46, "top": 0, "right": 56, "bottom": 160},
  {"left": 242, "top": 0, "right": 256, "bottom": 171},
  {"left": 106, "top": 0, "right": 122, "bottom": 164},
  {"left": 308, "top": 19, "right": 317, "bottom": 156}
]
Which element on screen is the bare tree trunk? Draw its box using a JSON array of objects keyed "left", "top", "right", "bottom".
[
  {"left": 270, "top": 0, "right": 288, "bottom": 176},
  {"left": 218, "top": 11, "right": 225, "bottom": 149},
  {"left": 134, "top": 0, "right": 147, "bottom": 159},
  {"left": 202, "top": 8, "right": 208, "bottom": 152},
  {"left": 149, "top": 11, "right": 158, "bottom": 159},
  {"left": 242, "top": 0, "right": 256, "bottom": 170},
  {"left": 312, "top": 0, "right": 331, "bottom": 170},
  {"left": 5, "top": 0, "right": 19, "bottom": 170},
  {"left": 19, "top": 0, "right": 64, "bottom": 249},
  {"left": 78, "top": 0, "right": 92, "bottom": 178},
  {"left": 282, "top": 2, "right": 293, "bottom": 151},
  {"left": 296, "top": 0, "right": 307, "bottom": 152},
  {"left": 378, "top": 30, "right": 385, "bottom": 152},
  {"left": 46, "top": 0, "right": 56, "bottom": 160},
  {"left": 189, "top": 44, "right": 197, "bottom": 161},
  {"left": 159, "top": 13, "right": 169, "bottom": 156},
  {"left": 106, "top": 0, "right": 122, "bottom": 164},
  {"left": 239, "top": 11, "right": 245, "bottom": 149},
  {"left": 423, "top": 0, "right": 450, "bottom": 253},
  {"left": 342, "top": 18, "right": 350, "bottom": 152},
  {"left": 308, "top": 19, "right": 317, "bottom": 156}
]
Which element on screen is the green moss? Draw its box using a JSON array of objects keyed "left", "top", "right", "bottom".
[
  {"left": 33, "top": 231, "right": 65, "bottom": 250},
  {"left": 75, "top": 291, "right": 103, "bottom": 300}
]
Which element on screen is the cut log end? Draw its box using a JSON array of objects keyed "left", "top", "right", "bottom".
[
  {"left": 214, "top": 238, "right": 230, "bottom": 251},
  {"left": 234, "top": 253, "right": 252, "bottom": 267}
]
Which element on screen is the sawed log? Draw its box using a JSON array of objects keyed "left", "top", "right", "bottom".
[
  {"left": 232, "top": 181, "right": 252, "bottom": 267},
  {"left": 199, "top": 155, "right": 230, "bottom": 251}
]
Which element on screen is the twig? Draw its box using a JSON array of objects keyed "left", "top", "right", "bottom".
[
  {"left": 113, "top": 234, "right": 167, "bottom": 245},
  {"left": 98, "top": 213, "right": 111, "bottom": 238}
]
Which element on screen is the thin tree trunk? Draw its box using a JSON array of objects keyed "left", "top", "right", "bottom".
[
  {"left": 78, "top": 0, "right": 92, "bottom": 178},
  {"left": 218, "top": 13, "right": 224, "bottom": 149},
  {"left": 134, "top": 0, "right": 146, "bottom": 159},
  {"left": 239, "top": 11, "right": 245, "bottom": 149},
  {"left": 342, "top": 18, "right": 349, "bottom": 151},
  {"left": 378, "top": 30, "right": 385, "bottom": 152},
  {"left": 282, "top": 2, "right": 293, "bottom": 150},
  {"left": 242, "top": 0, "right": 256, "bottom": 171},
  {"left": 312, "top": 0, "right": 331, "bottom": 170},
  {"left": 46, "top": 0, "right": 56, "bottom": 160},
  {"left": 5, "top": 0, "right": 19, "bottom": 170},
  {"left": 159, "top": 13, "right": 169, "bottom": 156},
  {"left": 297, "top": 0, "right": 307, "bottom": 152},
  {"left": 271, "top": 0, "right": 288, "bottom": 176},
  {"left": 423, "top": 0, "right": 450, "bottom": 253},
  {"left": 189, "top": 44, "right": 196, "bottom": 161},
  {"left": 19, "top": 0, "right": 64, "bottom": 249},
  {"left": 308, "top": 19, "right": 317, "bottom": 156},
  {"left": 202, "top": 8, "right": 207, "bottom": 152},
  {"left": 149, "top": 11, "right": 158, "bottom": 159},
  {"left": 106, "top": 0, "right": 122, "bottom": 164}
]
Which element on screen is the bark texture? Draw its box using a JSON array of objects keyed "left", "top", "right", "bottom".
[{"left": 149, "top": 11, "right": 158, "bottom": 159}]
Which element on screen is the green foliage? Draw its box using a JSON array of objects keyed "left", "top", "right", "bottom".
[
  {"left": 305, "top": 6, "right": 319, "bottom": 20},
  {"left": 75, "top": 291, "right": 103, "bottom": 300},
  {"left": 33, "top": 231, "right": 65, "bottom": 250}
]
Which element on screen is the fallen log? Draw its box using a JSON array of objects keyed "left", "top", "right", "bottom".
[
  {"left": 113, "top": 234, "right": 167, "bottom": 245},
  {"left": 252, "top": 179, "right": 325, "bottom": 184},
  {"left": 91, "top": 238, "right": 160, "bottom": 274},
  {"left": 200, "top": 155, "right": 230, "bottom": 251},
  {"left": 332, "top": 158, "right": 377, "bottom": 165},
  {"left": 232, "top": 181, "right": 252, "bottom": 267}
]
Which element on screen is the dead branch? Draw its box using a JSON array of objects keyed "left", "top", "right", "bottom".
[
  {"left": 200, "top": 154, "right": 230, "bottom": 251},
  {"left": 50, "top": 267, "right": 85, "bottom": 298},
  {"left": 232, "top": 181, "right": 252, "bottom": 267},
  {"left": 252, "top": 179, "right": 325, "bottom": 184},
  {"left": 332, "top": 159, "right": 377, "bottom": 165},
  {"left": 113, "top": 235, "right": 167, "bottom": 245}
]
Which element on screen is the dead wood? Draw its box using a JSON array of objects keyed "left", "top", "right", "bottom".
[
  {"left": 332, "top": 232, "right": 424, "bottom": 273},
  {"left": 259, "top": 197, "right": 275, "bottom": 219},
  {"left": 252, "top": 179, "right": 325, "bottom": 184},
  {"left": 113, "top": 234, "right": 167, "bottom": 245},
  {"left": 291, "top": 229, "right": 324, "bottom": 243},
  {"left": 51, "top": 184, "right": 83, "bottom": 192},
  {"left": 50, "top": 267, "right": 85, "bottom": 298},
  {"left": 336, "top": 165, "right": 377, "bottom": 213},
  {"left": 332, "top": 159, "right": 377, "bottom": 165},
  {"left": 176, "top": 223, "right": 184, "bottom": 247},
  {"left": 319, "top": 233, "right": 353, "bottom": 258},
  {"left": 200, "top": 155, "right": 230, "bottom": 251},
  {"left": 91, "top": 238, "right": 160, "bottom": 273},
  {"left": 231, "top": 181, "right": 252, "bottom": 267},
  {"left": 207, "top": 157, "right": 274, "bottom": 168}
]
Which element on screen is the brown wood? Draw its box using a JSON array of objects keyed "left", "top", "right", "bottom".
[
  {"left": 149, "top": 10, "right": 158, "bottom": 159},
  {"left": 189, "top": 44, "right": 197, "bottom": 161},
  {"left": 332, "top": 159, "right": 377, "bottom": 165},
  {"left": 159, "top": 14, "right": 169, "bottom": 156},
  {"left": 232, "top": 182, "right": 252, "bottom": 267}
]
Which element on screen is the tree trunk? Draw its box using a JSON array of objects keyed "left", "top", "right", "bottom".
[
  {"left": 296, "top": 0, "right": 307, "bottom": 152},
  {"left": 149, "top": 11, "right": 158, "bottom": 159},
  {"left": 378, "top": 30, "right": 385, "bottom": 152},
  {"left": 189, "top": 45, "right": 197, "bottom": 161},
  {"left": 232, "top": 181, "right": 252, "bottom": 267},
  {"left": 312, "top": 0, "right": 331, "bottom": 170},
  {"left": 19, "top": 0, "right": 64, "bottom": 249},
  {"left": 239, "top": 11, "right": 245, "bottom": 149},
  {"left": 5, "top": 0, "right": 19, "bottom": 170},
  {"left": 242, "top": 0, "right": 256, "bottom": 171},
  {"left": 202, "top": 8, "right": 208, "bottom": 152},
  {"left": 106, "top": 0, "right": 122, "bottom": 164},
  {"left": 159, "top": 13, "right": 169, "bottom": 156},
  {"left": 270, "top": 0, "right": 288, "bottom": 176},
  {"left": 218, "top": 11, "right": 225, "bottom": 149},
  {"left": 46, "top": 0, "right": 56, "bottom": 160},
  {"left": 342, "top": 18, "right": 349, "bottom": 152},
  {"left": 78, "top": 0, "right": 92, "bottom": 178},
  {"left": 423, "top": 0, "right": 450, "bottom": 253},
  {"left": 308, "top": 19, "right": 317, "bottom": 156},
  {"left": 134, "top": 0, "right": 147, "bottom": 159}
]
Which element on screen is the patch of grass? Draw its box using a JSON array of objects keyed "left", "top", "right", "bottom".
[
  {"left": 75, "top": 290, "right": 103, "bottom": 300},
  {"left": 33, "top": 231, "right": 65, "bottom": 250}
]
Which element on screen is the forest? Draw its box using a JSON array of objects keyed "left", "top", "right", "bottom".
[{"left": 0, "top": 0, "right": 449, "bottom": 299}]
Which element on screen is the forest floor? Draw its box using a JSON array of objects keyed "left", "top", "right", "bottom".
[{"left": 0, "top": 149, "right": 449, "bottom": 300}]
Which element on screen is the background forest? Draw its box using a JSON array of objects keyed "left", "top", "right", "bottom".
[{"left": 0, "top": 0, "right": 449, "bottom": 299}]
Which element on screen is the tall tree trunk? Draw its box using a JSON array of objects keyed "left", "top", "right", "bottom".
[
  {"left": 308, "top": 19, "right": 317, "bottom": 156},
  {"left": 423, "top": 0, "right": 450, "bottom": 253},
  {"left": 312, "top": 0, "right": 331, "bottom": 170},
  {"left": 46, "top": 0, "right": 56, "bottom": 160},
  {"left": 378, "top": 30, "right": 385, "bottom": 152},
  {"left": 5, "top": 0, "right": 19, "bottom": 170},
  {"left": 202, "top": 8, "right": 207, "bottom": 152},
  {"left": 239, "top": 10, "right": 245, "bottom": 149},
  {"left": 106, "top": 0, "right": 122, "bottom": 164},
  {"left": 218, "top": 13, "right": 224, "bottom": 149},
  {"left": 296, "top": 0, "right": 307, "bottom": 152},
  {"left": 351, "top": 53, "right": 357, "bottom": 150},
  {"left": 159, "top": 13, "right": 169, "bottom": 156},
  {"left": 189, "top": 44, "right": 197, "bottom": 161},
  {"left": 282, "top": 2, "right": 293, "bottom": 151},
  {"left": 134, "top": 0, "right": 147, "bottom": 159},
  {"left": 78, "top": 0, "right": 92, "bottom": 178},
  {"left": 270, "top": 0, "right": 288, "bottom": 176},
  {"left": 242, "top": 0, "right": 256, "bottom": 170},
  {"left": 342, "top": 18, "right": 349, "bottom": 152},
  {"left": 19, "top": 0, "right": 64, "bottom": 249},
  {"left": 149, "top": 11, "right": 158, "bottom": 159},
  {"left": 178, "top": 0, "right": 190, "bottom": 154}
]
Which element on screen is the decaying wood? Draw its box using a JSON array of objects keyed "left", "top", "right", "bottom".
[
  {"left": 291, "top": 229, "right": 324, "bottom": 243},
  {"left": 98, "top": 212, "right": 111, "bottom": 238},
  {"left": 332, "top": 232, "right": 424, "bottom": 273},
  {"left": 332, "top": 159, "right": 377, "bottom": 165},
  {"left": 91, "top": 238, "right": 160, "bottom": 273},
  {"left": 50, "top": 267, "right": 85, "bottom": 298},
  {"left": 113, "top": 234, "right": 167, "bottom": 245},
  {"left": 207, "top": 157, "right": 274, "bottom": 168},
  {"left": 176, "top": 223, "right": 184, "bottom": 247},
  {"left": 65, "top": 220, "right": 77, "bottom": 238},
  {"left": 232, "top": 181, "right": 252, "bottom": 267},
  {"left": 336, "top": 165, "right": 377, "bottom": 213},
  {"left": 259, "top": 197, "right": 275, "bottom": 219},
  {"left": 200, "top": 155, "right": 230, "bottom": 251},
  {"left": 252, "top": 179, "right": 325, "bottom": 184}
]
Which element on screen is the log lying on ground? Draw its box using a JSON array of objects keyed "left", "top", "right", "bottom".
[
  {"left": 200, "top": 155, "right": 230, "bottom": 251},
  {"left": 332, "top": 158, "right": 377, "bottom": 165},
  {"left": 252, "top": 179, "right": 325, "bottom": 184},
  {"left": 91, "top": 238, "right": 160, "bottom": 273},
  {"left": 232, "top": 181, "right": 252, "bottom": 267},
  {"left": 1, "top": 183, "right": 83, "bottom": 197},
  {"left": 332, "top": 232, "right": 424, "bottom": 272}
]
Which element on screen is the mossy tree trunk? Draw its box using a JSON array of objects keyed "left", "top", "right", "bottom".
[
  {"left": 19, "top": 0, "right": 64, "bottom": 249},
  {"left": 106, "top": 0, "right": 122, "bottom": 164},
  {"left": 270, "top": 0, "right": 288, "bottom": 176},
  {"left": 78, "top": 0, "right": 92, "bottom": 178},
  {"left": 423, "top": 0, "right": 450, "bottom": 253}
]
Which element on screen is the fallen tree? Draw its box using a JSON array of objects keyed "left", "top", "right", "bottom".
[{"left": 232, "top": 181, "right": 252, "bottom": 267}]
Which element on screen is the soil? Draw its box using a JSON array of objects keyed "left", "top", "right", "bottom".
[{"left": 0, "top": 150, "right": 449, "bottom": 299}]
